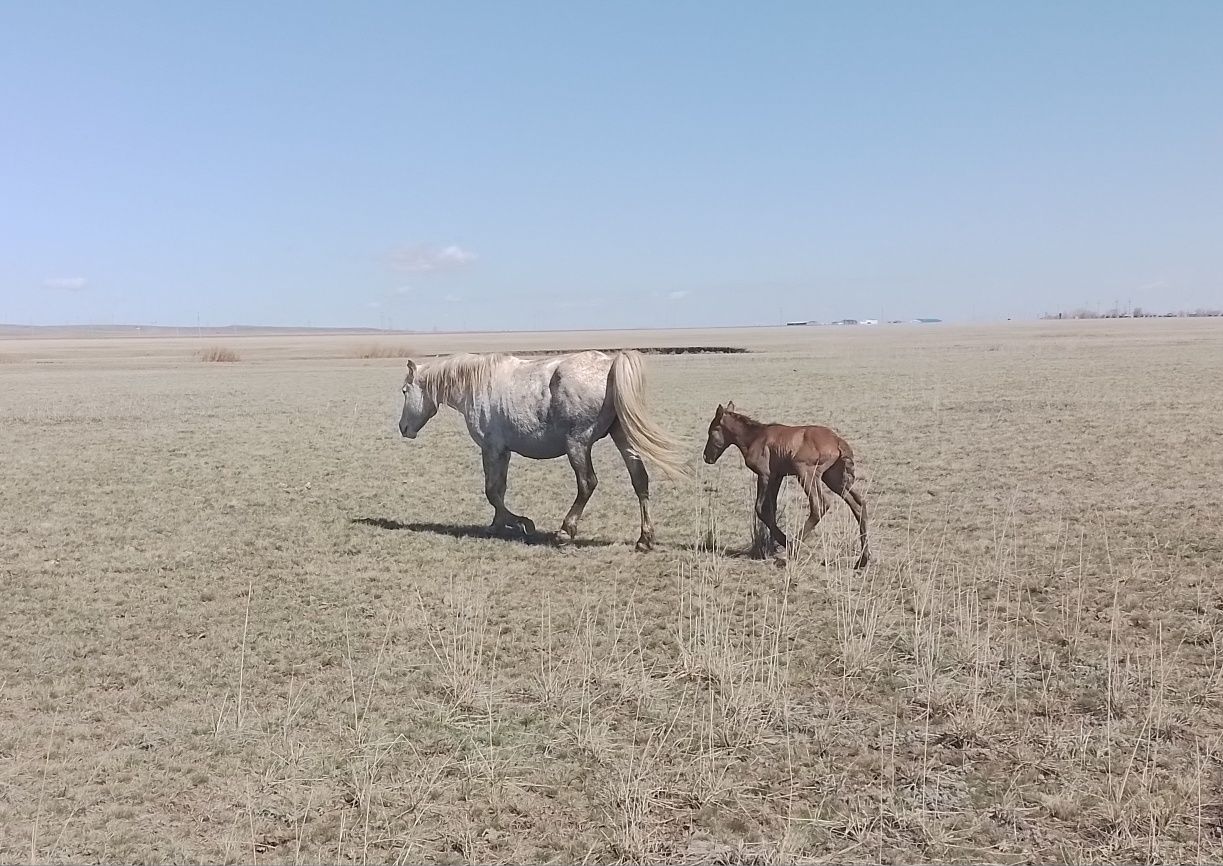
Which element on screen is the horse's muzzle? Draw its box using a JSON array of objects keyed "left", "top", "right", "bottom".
[{"left": 399, "top": 427, "right": 417, "bottom": 439}]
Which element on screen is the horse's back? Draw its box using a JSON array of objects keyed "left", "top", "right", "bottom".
[
  {"left": 804, "top": 424, "right": 853, "bottom": 458},
  {"left": 486, "top": 352, "right": 615, "bottom": 454},
  {"left": 544, "top": 350, "right": 614, "bottom": 412},
  {"left": 763, "top": 423, "right": 853, "bottom": 469}
]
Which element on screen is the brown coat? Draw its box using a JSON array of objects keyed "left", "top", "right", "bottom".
[{"left": 703, "top": 402, "right": 869, "bottom": 567}]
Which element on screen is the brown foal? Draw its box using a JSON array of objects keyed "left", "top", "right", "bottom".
[{"left": 703, "top": 402, "right": 870, "bottom": 568}]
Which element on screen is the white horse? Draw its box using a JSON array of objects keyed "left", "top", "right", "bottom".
[{"left": 398, "top": 350, "right": 690, "bottom": 550}]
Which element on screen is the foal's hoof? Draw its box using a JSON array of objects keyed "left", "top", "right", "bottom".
[
  {"left": 554, "top": 530, "right": 575, "bottom": 547},
  {"left": 634, "top": 537, "right": 654, "bottom": 553}
]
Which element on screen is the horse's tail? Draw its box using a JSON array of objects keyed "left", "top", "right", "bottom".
[{"left": 609, "top": 351, "right": 692, "bottom": 481}]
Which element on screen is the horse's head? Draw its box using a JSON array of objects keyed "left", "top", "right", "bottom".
[
  {"left": 703, "top": 401, "right": 735, "bottom": 464},
  {"left": 399, "top": 359, "right": 438, "bottom": 439}
]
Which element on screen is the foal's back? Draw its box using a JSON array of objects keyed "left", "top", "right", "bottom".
[{"left": 759, "top": 422, "right": 853, "bottom": 472}]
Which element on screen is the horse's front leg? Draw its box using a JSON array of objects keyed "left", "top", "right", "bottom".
[
  {"left": 482, "top": 448, "right": 535, "bottom": 535},
  {"left": 754, "top": 474, "right": 787, "bottom": 554},
  {"left": 558, "top": 442, "right": 597, "bottom": 545}
]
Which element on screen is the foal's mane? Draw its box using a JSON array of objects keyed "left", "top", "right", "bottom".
[
  {"left": 724, "top": 408, "right": 763, "bottom": 427},
  {"left": 418, "top": 353, "right": 507, "bottom": 403}
]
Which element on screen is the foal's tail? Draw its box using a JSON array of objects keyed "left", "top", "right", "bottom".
[{"left": 609, "top": 351, "right": 692, "bottom": 480}]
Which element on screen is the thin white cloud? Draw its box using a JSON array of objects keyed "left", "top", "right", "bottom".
[
  {"left": 367, "top": 301, "right": 382, "bottom": 309},
  {"left": 666, "top": 290, "right": 690, "bottom": 301},
  {"left": 443, "top": 292, "right": 463, "bottom": 303},
  {"left": 43, "top": 276, "right": 88, "bottom": 291},
  {"left": 392, "top": 285, "right": 414, "bottom": 296},
  {"left": 392, "top": 243, "right": 476, "bottom": 273}
]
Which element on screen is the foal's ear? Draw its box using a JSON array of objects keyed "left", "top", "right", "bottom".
[
  {"left": 714, "top": 403, "right": 724, "bottom": 418},
  {"left": 726, "top": 400, "right": 735, "bottom": 413},
  {"left": 405, "top": 359, "right": 417, "bottom": 383}
]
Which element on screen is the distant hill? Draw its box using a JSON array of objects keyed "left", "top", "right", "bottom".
[{"left": 0, "top": 323, "right": 410, "bottom": 339}]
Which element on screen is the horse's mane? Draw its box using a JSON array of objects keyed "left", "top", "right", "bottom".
[
  {"left": 725, "top": 408, "right": 763, "bottom": 427},
  {"left": 418, "top": 353, "right": 506, "bottom": 403}
]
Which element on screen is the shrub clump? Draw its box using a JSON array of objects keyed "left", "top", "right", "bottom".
[
  {"left": 355, "top": 344, "right": 417, "bottom": 359},
  {"left": 199, "top": 346, "right": 240, "bottom": 363}
]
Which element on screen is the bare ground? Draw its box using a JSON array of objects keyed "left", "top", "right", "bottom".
[{"left": 2, "top": 320, "right": 1223, "bottom": 864}]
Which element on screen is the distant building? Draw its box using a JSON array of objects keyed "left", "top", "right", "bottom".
[{"left": 914, "top": 317, "right": 942, "bottom": 323}]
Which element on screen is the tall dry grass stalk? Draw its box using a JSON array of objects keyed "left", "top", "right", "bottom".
[{"left": 417, "top": 578, "right": 499, "bottom": 710}]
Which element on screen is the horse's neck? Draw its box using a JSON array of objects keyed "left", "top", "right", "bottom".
[
  {"left": 420, "top": 357, "right": 493, "bottom": 414},
  {"left": 724, "top": 414, "right": 761, "bottom": 452}
]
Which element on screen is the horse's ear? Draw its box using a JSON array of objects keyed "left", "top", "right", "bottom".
[
  {"left": 726, "top": 400, "right": 735, "bottom": 413},
  {"left": 405, "top": 359, "right": 417, "bottom": 383},
  {"left": 714, "top": 403, "right": 724, "bottom": 418}
]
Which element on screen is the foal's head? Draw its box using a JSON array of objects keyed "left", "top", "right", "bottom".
[
  {"left": 703, "top": 401, "right": 736, "bottom": 464},
  {"left": 398, "top": 359, "right": 439, "bottom": 439}
]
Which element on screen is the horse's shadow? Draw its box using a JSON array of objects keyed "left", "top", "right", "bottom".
[
  {"left": 352, "top": 517, "right": 780, "bottom": 557},
  {"left": 351, "top": 517, "right": 613, "bottom": 548}
]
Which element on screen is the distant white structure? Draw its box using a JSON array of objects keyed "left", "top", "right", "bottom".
[{"left": 784, "top": 317, "right": 907, "bottom": 327}]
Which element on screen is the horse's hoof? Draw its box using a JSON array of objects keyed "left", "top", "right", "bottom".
[
  {"left": 519, "top": 518, "right": 537, "bottom": 535},
  {"left": 554, "top": 530, "right": 573, "bottom": 547},
  {"left": 635, "top": 538, "right": 653, "bottom": 553}
]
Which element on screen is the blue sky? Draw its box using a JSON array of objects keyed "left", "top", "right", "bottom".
[{"left": 2, "top": 1, "right": 1221, "bottom": 330}]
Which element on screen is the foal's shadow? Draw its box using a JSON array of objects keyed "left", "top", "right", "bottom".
[{"left": 351, "top": 517, "right": 613, "bottom": 548}]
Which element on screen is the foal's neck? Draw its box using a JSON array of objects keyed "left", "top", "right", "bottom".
[{"left": 723, "top": 412, "right": 761, "bottom": 449}]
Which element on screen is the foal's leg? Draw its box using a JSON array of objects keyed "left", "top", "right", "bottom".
[
  {"left": 795, "top": 463, "right": 831, "bottom": 543},
  {"left": 482, "top": 448, "right": 535, "bottom": 535},
  {"left": 841, "top": 486, "right": 870, "bottom": 569},
  {"left": 825, "top": 459, "right": 869, "bottom": 568},
  {"left": 559, "top": 441, "right": 598, "bottom": 544},
  {"left": 754, "top": 473, "right": 787, "bottom": 551},
  {"left": 610, "top": 422, "right": 654, "bottom": 552}
]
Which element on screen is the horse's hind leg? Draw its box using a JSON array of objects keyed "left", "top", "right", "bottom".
[
  {"left": 610, "top": 422, "right": 654, "bottom": 552},
  {"left": 841, "top": 487, "right": 870, "bottom": 569},
  {"left": 559, "top": 441, "right": 598, "bottom": 544},
  {"left": 795, "top": 463, "right": 831, "bottom": 544},
  {"left": 826, "top": 459, "right": 870, "bottom": 568},
  {"left": 482, "top": 448, "right": 535, "bottom": 535}
]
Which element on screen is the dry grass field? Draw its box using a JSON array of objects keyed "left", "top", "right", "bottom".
[{"left": 3, "top": 320, "right": 1223, "bottom": 864}]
